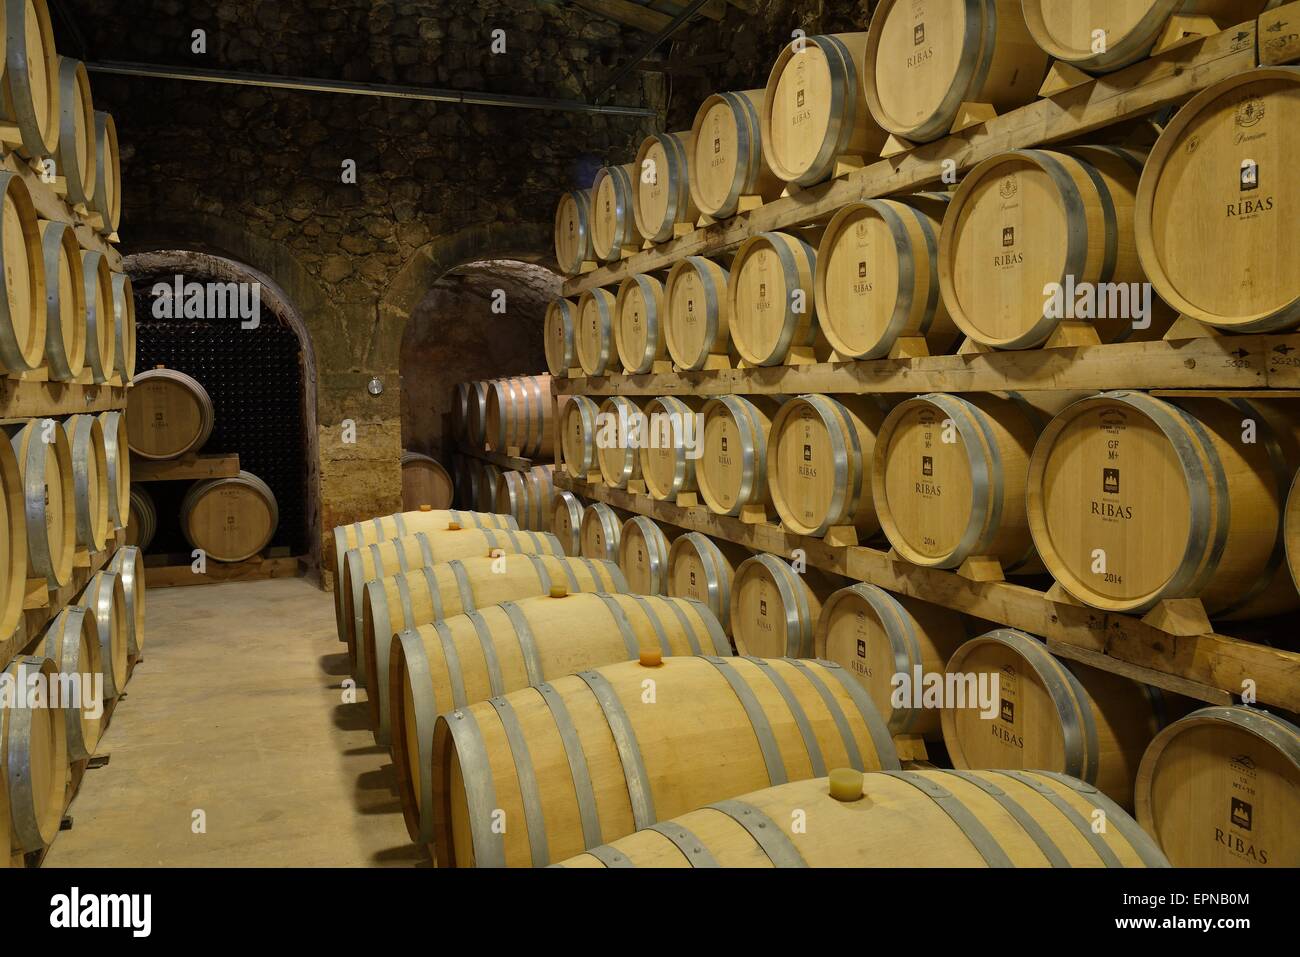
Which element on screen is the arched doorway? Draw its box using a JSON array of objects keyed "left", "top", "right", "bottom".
[{"left": 124, "top": 250, "right": 321, "bottom": 568}]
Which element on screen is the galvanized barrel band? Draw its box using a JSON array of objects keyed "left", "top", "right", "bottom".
[
  {"left": 992, "top": 770, "right": 1122, "bottom": 868},
  {"left": 536, "top": 682, "right": 604, "bottom": 848},
  {"left": 785, "top": 659, "right": 864, "bottom": 772},
  {"left": 594, "top": 593, "right": 640, "bottom": 659},
  {"left": 394, "top": 630, "right": 439, "bottom": 842},
  {"left": 577, "top": 669, "right": 657, "bottom": 830},
  {"left": 443, "top": 707, "right": 506, "bottom": 867},
  {"left": 500, "top": 601, "right": 544, "bottom": 688},
  {"left": 708, "top": 799, "right": 807, "bottom": 868},
  {"left": 745, "top": 657, "right": 826, "bottom": 778},
  {"left": 433, "top": 620, "right": 468, "bottom": 710},
  {"left": 812, "top": 659, "right": 901, "bottom": 771},
  {"left": 465, "top": 611, "right": 506, "bottom": 698},
  {"left": 647, "top": 821, "right": 719, "bottom": 868},
  {"left": 486, "top": 695, "right": 550, "bottom": 867},
  {"left": 702, "top": 656, "right": 787, "bottom": 787},
  {"left": 1034, "top": 770, "right": 1170, "bottom": 868},
  {"left": 944, "top": 769, "right": 1071, "bottom": 868},
  {"left": 882, "top": 770, "right": 1014, "bottom": 868}
]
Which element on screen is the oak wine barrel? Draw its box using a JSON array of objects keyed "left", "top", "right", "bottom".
[
  {"left": 551, "top": 489, "right": 584, "bottom": 555},
  {"left": 10, "top": 418, "right": 75, "bottom": 586},
  {"left": 463, "top": 380, "right": 491, "bottom": 448},
  {"left": 639, "top": 395, "right": 704, "bottom": 501},
  {"left": 864, "top": 0, "right": 1048, "bottom": 143},
  {"left": 107, "top": 544, "right": 146, "bottom": 657},
  {"left": 815, "top": 583, "right": 966, "bottom": 739},
  {"left": 126, "top": 367, "right": 215, "bottom": 459},
  {"left": 666, "top": 531, "right": 750, "bottom": 636},
  {"left": 484, "top": 374, "right": 555, "bottom": 458},
  {"left": 664, "top": 256, "right": 731, "bottom": 371},
  {"left": 559, "top": 394, "right": 599, "bottom": 479},
  {"left": 493, "top": 465, "right": 554, "bottom": 533},
  {"left": 1027, "top": 393, "right": 1300, "bottom": 619},
  {"left": 0, "top": 433, "right": 25, "bottom": 639},
  {"left": 697, "top": 394, "right": 782, "bottom": 518},
  {"left": 554, "top": 188, "right": 594, "bottom": 275},
  {"left": 111, "top": 271, "right": 135, "bottom": 382},
  {"left": 559, "top": 768, "right": 1169, "bottom": 867},
  {"left": 92, "top": 111, "right": 122, "bottom": 236},
  {"left": 393, "top": 594, "right": 732, "bottom": 845},
  {"left": 41, "top": 605, "right": 103, "bottom": 761},
  {"left": 0, "top": 0, "right": 60, "bottom": 159},
  {"left": 614, "top": 273, "right": 667, "bottom": 375},
  {"left": 943, "top": 628, "right": 1182, "bottom": 808},
  {"left": 575, "top": 287, "right": 617, "bottom": 378},
  {"left": 80, "top": 247, "right": 115, "bottom": 382},
  {"left": 1135, "top": 68, "right": 1300, "bottom": 332},
  {"left": 181, "top": 470, "right": 279, "bottom": 563},
  {"left": 401, "top": 451, "right": 453, "bottom": 511},
  {"left": 98, "top": 410, "right": 129, "bottom": 529},
  {"left": 1135, "top": 705, "right": 1299, "bottom": 867},
  {"left": 729, "top": 553, "right": 840, "bottom": 658},
  {"left": 543, "top": 298, "right": 577, "bottom": 377},
  {"left": 595, "top": 396, "right": 643, "bottom": 489},
  {"left": 62, "top": 413, "right": 109, "bottom": 551},
  {"left": 940, "top": 145, "right": 1172, "bottom": 349},
  {"left": 78, "top": 569, "right": 128, "bottom": 700},
  {"left": 39, "top": 220, "right": 85, "bottom": 381},
  {"left": 633, "top": 130, "right": 698, "bottom": 243},
  {"left": 452, "top": 383, "right": 472, "bottom": 440},
  {"left": 618, "top": 515, "right": 675, "bottom": 595},
  {"left": 56, "top": 57, "right": 96, "bottom": 207},
  {"left": 579, "top": 501, "right": 624, "bottom": 562},
  {"left": 1, "top": 656, "right": 67, "bottom": 854},
  {"left": 468, "top": 460, "right": 502, "bottom": 513},
  {"left": 0, "top": 171, "right": 45, "bottom": 373},
  {"left": 815, "top": 194, "right": 959, "bottom": 360},
  {"left": 429, "top": 654, "right": 899, "bottom": 865},
  {"left": 872, "top": 392, "right": 1046, "bottom": 572},
  {"left": 125, "top": 484, "right": 156, "bottom": 552},
  {"left": 590, "top": 163, "right": 639, "bottom": 262},
  {"left": 768, "top": 393, "right": 886, "bottom": 537},
  {"left": 361, "top": 555, "right": 628, "bottom": 739},
  {"left": 1288, "top": 469, "right": 1300, "bottom": 590},
  {"left": 688, "top": 89, "right": 783, "bottom": 220},
  {"left": 728, "top": 231, "right": 823, "bottom": 367},
  {"left": 761, "top": 33, "right": 888, "bottom": 187}
]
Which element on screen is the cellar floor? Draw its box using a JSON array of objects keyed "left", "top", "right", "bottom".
[{"left": 44, "top": 576, "right": 426, "bottom": 867}]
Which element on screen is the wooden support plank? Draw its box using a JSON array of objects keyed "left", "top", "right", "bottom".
[
  {"left": 554, "top": 474, "right": 1300, "bottom": 710},
  {"left": 1260, "top": 1, "right": 1300, "bottom": 64},
  {"left": 132, "top": 453, "right": 242, "bottom": 482},
  {"left": 0, "top": 379, "right": 129, "bottom": 422},
  {"left": 457, "top": 443, "right": 535, "bottom": 473},
  {"left": 562, "top": 19, "right": 1259, "bottom": 297},
  {"left": 144, "top": 555, "right": 304, "bottom": 588},
  {"left": 571, "top": 0, "right": 673, "bottom": 32}
]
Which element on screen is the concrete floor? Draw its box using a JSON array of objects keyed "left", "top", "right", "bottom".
[{"left": 46, "top": 577, "right": 426, "bottom": 867}]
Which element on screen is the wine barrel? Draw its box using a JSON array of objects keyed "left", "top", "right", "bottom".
[
  {"left": 551, "top": 490, "right": 583, "bottom": 556},
  {"left": 596, "top": 396, "right": 643, "bottom": 489},
  {"left": 665, "top": 256, "right": 731, "bottom": 371},
  {"left": 452, "top": 383, "right": 472, "bottom": 440},
  {"left": 126, "top": 367, "right": 215, "bottom": 459},
  {"left": 180, "top": 470, "right": 279, "bottom": 563},
  {"left": 640, "top": 395, "right": 704, "bottom": 501},
  {"left": 815, "top": 583, "right": 966, "bottom": 739},
  {"left": 361, "top": 555, "right": 628, "bottom": 737},
  {"left": 554, "top": 188, "right": 593, "bottom": 275},
  {"left": 78, "top": 569, "right": 128, "bottom": 700},
  {"left": 633, "top": 130, "right": 698, "bottom": 243},
  {"left": 0, "top": 0, "right": 60, "bottom": 159},
  {"left": 11, "top": 418, "right": 75, "bottom": 586},
  {"left": 107, "top": 544, "right": 146, "bottom": 657},
  {"left": 125, "top": 484, "right": 155, "bottom": 552},
  {"left": 98, "top": 410, "right": 129, "bottom": 529},
  {"left": 729, "top": 231, "right": 822, "bottom": 367},
  {"left": 41, "top": 605, "right": 103, "bottom": 761},
  {"left": 340, "top": 527, "right": 565, "bottom": 653},
  {"left": 57, "top": 57, "right": 96, "bottom": 207},
  {"left": 575, "top": 287, "right": 617, "bottom": 378},
  {"left": 689, "top": 89, "right": 784, "bottom": 220},
  {"left": 590, "top": 163, "right": 639, "bottom": 262},
  {"left": 0, "top": 434, "right": 25, "bottom": 639},
  {"left": 761, "top": 33, "right": 888, "bottom": 187},
  {"left": 1135, "top": 705, "right": 1299, "bottom": 867},
  {"left": 730, "top": 553, "right": 839, "bottom": 658},
  {"left": 429, "top": 654, "right": 899, "bottom": 866},
  {"left": 940, "top": 146, "right": 1171, "bottom": 349},
  {"left": 559, "top": 768, "right": 1169, "bottom": 867},
  {"left": 618, "top": 516, "right": 675, "bottom": 595},
  {"left": 579, "top": 502, "right": 624, "bottom": 562},
  {"left": 559, "top": 394, "right": 599, "bottom": 479},
  {"left": 768, "top": 393, "right": 886, "bottom": 536},
  {"left": 0, "top": 171, "right": 45, "bottom": 373},
  {"left": 401, "top": 452, "right": 453, "bottom": 511},
  {"left": 864, "top": 0, "right": 1048, "bottom": 143},
  {"left": 698, "top": 395, "right": 782, "bottom": 517},
  {"left": 487, "top": 375, "right": 555, "bottom": 459},
  {"left": 815, "top": 195, "right": 959, "bottom": 360},
  {"left": 1136, "top": 69, "right": 1300, "bottom": 332},
  {"left": 110, "top": 272, "right": 135, "bottom": 382},
  {"left": 667, "top": 532, "right": 750, "bottom": 635},
  {"left": 1288, "top": 469, "right": 1300, "bottom": 589},
  {"left": 614, "top": 273, "right": 668, "bottom": 375},
  {"left": 943, "top": 628, "right": 1179, "bottom": 808},
  {"left": 62, "top": 414, "right": 109, "bottom": 551},
  {"left": 463, "top": 380, "right": 491, "bottom": 449},
  {"left": 393, "top": 594, "right": 733, "bottom": 845},
  {"left": 1022, "top": 0, "right": 1279, "bottom": 74},
  {"left": 872, "top": 392, "right": 1045, "bottom": 572},
  {"left": 476, "top": 461, "right": 503, "bottom": 514},
  {"left": 80, "top": 247, "right": 115, "bottom": 382},
  {"left": 39, "top": 220, "right": 85, "bottom": 381},
  {"left": 543, "top": 299, "right": 577, "bottom": 378},
  {"left": 499, "top": 465, "right": 555, "bottom": 533},
  {"left": 1027, "top": 393, "right": 1300, "bottom": 619},
  {"left": 91, "top": 111, "right": 121, "bottom": 236},
  {"left": 1, "top": 656, "right": 67, "bottom": 853}
]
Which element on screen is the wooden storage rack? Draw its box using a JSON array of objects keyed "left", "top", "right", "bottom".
[
  {"left": 457, "top": 442, "right": 535, "bottom": 473},
  {"left": 552, "top": 10, "right": 1300, "bottom": 714},
  {"left": 131, "top": 452, "right": 241, "bottom": 482}
]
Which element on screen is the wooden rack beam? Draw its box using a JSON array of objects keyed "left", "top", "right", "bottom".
[
  {"left": 456, "top": 443, "right": 536, "bottom": 472},
  {"left": 0, "top": 379, "right": 129, "bottom": 422},
  {"left": 132, "top": 453, "right": 241, "bottom": 482}
]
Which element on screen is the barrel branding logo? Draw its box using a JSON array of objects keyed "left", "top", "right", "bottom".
[
  {"left": 1000, "top": 698, "right": 1014, "bottom": 723},
  {"left": 49, "top": 887, "right": 151, "bottom": 937},
  {"left": 1103, "top": 468, "right": 1119, "bottom": 495},
  {"left": 856, "top": 638, "right": 866, "bottom": 659},
  {"left": 921, "top": 455, "right": 933, "bottom": 477},
  {"left": 1002, "top": 226, "right": 1014, "bottom": 247},
  {"left": 1240, "top": 159, "right": 1259, "bottom": 191},
  {"left": 999, "top": 178, "right": 1018, "bottom": 200},
  {"left": 914, "top": 23, "right": 925, "bottom": 45},
  {"left": 1230, "top": 797, "right": 1252, "bottom": 831},
  {"left": 1235, "top": 95, "right": 1265, "bottom": 129},
  {"left": 803, "top": 443, "right": 812, "bottom": 462}
]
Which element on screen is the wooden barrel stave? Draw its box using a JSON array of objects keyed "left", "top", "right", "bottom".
[
  {"left": 617, "top": 515, "right": 676, "bottom": 595},
  {"left": 2, "top": 655, "right": 68, "bottom": 853},
  {"left": 689, "top": 89, "right": 784, "bottom": 219},
  {"left": 554, "top": 188, "right": 594, "bottom": 275},
  {"left": 107, "top": 544, "right": 146, "bottom": 657},
  {"left": 667, "top": 531, "right": 750, "bottom": 637},
  {"left": 180, "top": 470, "right": 279, "bottom": 563},
  {"left": 126, "top": 368, "right": 214, "bottom": 459},
  {"left": 551, "top": 490, "right": 584, "bottom": 556},
  {"left": 0, "top": 171, "right": 45, "bottom": 373},
  {"left": 401, "top": 451, "right": 454, "bottom": 511},
  {"left": 41, "top": 605, "right": 103, "bottom": 761},
  {"left": 10, "top": 418, "right": 75, "bottom": 586},
  {"left": 62, "top": 414, "right": 109, "bottom": 551},
  {"left": 634, "top": 131, "right": 699, "bottom": 243},
  {"left": 579, "top": 502, "right": 625, "bottom": 562},
  {"left": 590, "top": 163, "right": 639, "bottom": 262},
  {"left": 78, "top": 569, "right": 128, "bottom": 700},
  {"left": 639, "top": 395, "right": 705, "bottom": 501},
  {"left": 544, "top": 299, "right": 577, "bottom": 377},
  {"left": 730, "top": 553, "right": 841, "bottom": 658},
  {"left": 614, "top": 273, "right": 668, "bottom": 375},
  {"left": 729, "top": 231, "right": 823, "bottom": 367},
  {"left": 665, "top": 256, "right": 731, "bottom": 371},
  {"left": 39, "top": 220, "right": 86, "bottom": 381}
]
